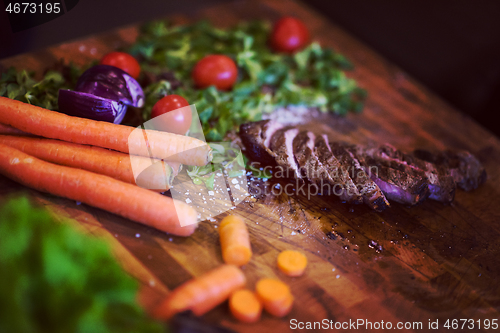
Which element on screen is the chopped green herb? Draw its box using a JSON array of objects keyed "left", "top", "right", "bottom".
[
  {"left": 186, "top": 142, "right": 245, "bottom": 190},
  {"left": 0, "top": 62, "right": 84, "bottom": 111},
  {"left": 130, "top": 20, "right": 366, "bottom": 139}
]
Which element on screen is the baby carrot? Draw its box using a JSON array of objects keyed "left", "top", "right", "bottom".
[
  {"left": 277, "top": 250, "right": 308, "bottom": 277},
  {"left": 0, "top": 135, "right": 175, "bottom": 190},
  {"left": 219, "top": 215, "right": 252, "bottom": 266},
  {"left": 229, "top": 289, "right": 262, "bottom": 323},
  {"left": 153, "top": 265, "right": 246, "bottom": 320},
  {"left": 0, "top": 97, "right": 212, "bottom": 166},
  {"left": 0, "top": 143, "right": 197, "bottom": 236},
  {"left": 255, "top": 278, "right": 294, "bottom": 318}
]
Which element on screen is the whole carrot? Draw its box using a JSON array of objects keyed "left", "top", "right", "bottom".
[
  {"left": 219, "top": 215, "right": 252, "bottom": 266},
  {"left": 0, "top": 135, "right": 176, "bottom": 190},
  {"left": 0, "top": 143, "right": 197, "bottom": 236},
  {"left": 0, "top": 98, "right": 212, "bottom": 166},
  {"left": 153, "top": 265, "right": 246, "bottom": 320}
]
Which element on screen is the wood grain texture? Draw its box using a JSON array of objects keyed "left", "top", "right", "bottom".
[{"left": 1, "top": 0, "right": 500, "bottom": 332}]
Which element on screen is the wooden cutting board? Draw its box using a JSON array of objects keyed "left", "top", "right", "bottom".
[{"left": 2, "top": 0, "right": 500, "bottom": 331}]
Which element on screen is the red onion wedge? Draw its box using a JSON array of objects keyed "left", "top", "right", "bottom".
[
  {"left": 58, "top": 89, "right": 127, "bottom": 124},
  {"left": 75, "top": 65, "right": 144, "bottom": 108}
]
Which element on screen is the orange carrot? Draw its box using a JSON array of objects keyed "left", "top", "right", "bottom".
[
  {"left": 255, "top": 278, "right": 294, "bottom": 317},
  {"left": 0, "top": 123, "right": 30, "bottom": 136},
  {"left": 265, "top": 293, "right": 294, "bottom": 317},
  {"left": 277, "top": 250, "right": 308, "bottom": 277},
  {"left": 0, "top": 134, "right": 177, "bottom": 190},
  {"left": 229, "top": 289, "right": 262, "bottom": 323},
  {"left": 219, "top": 215, "right": 252, "bottom": 266},
  {"left": 0, "top": 143, "right": 197, "bottom": 236},
  {"left": 153, "top": 265, "right": 246, "bottom": 320},
  {"left": 0, "top": 97, "right": 212, "bottom": 166}
]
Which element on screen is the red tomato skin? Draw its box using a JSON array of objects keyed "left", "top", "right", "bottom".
[
  {"left": 100, "top": 52, "right": 141, "bottom": 79},
  {"left": 270, "top": 17, "right": 309, "bottom": 53},
  {"left": 151, "top": 95, "right": 192, "bottom": 135},
  {"left": 192, "top": 55, "right": 238, "bottom": 90}
]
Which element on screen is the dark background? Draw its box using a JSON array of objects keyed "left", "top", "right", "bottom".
[{"left": 1, "top": 0, "right": 499, "bottom": 137}]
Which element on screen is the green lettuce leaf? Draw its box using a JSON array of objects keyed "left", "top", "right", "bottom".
[{"left": 0, "top": 196, "right": 165, "bottom": 333}]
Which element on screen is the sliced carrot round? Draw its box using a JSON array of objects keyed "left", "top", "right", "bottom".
[
  {"left": 229, "top": 289, "right": 262, "bottom": 323},
  {"left": 255, "top": 278, "right": 293, "bottom": 317},
  {"left": 277, "top": 250, "right": 308, "bottom": 277},
  {"left": 264, "top": 292, "right": 294, "bottom": 317},
  {"left": 256, "top": 279, "right": 290, "bottom": 303}
]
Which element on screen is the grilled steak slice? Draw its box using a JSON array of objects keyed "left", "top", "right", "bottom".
[
  {"left": 270, "top": 127, "right": 301, "bottom": 179},
  {"left": 293, "top": 131, "right": 356, "bottom": 199},
  {"left": 347, "top": 145, "right": 430, "bottom": 205},
  {"left": 370, "top": 144, "right": 455, "bottom": 203},
  {"left": 413, "top": 149, "right": 487, "bottom": 191},
  {"left": 293, "top": 131, "right": 316, "bottom": 178},
  {"left": 239, "top": 120, "right": 486, "bottom": 210},
  {"left": 314, "top": 135, "right": 363, "bottom": 204},
  {"left": 329, "top": 142, "right": 390, "bottom": 211},
  {"left": 239, "top": 120, "right": 283, "bottom": 167}
]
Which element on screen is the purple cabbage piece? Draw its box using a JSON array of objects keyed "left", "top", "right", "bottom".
[
  {"left": 75, "top": 65, "right": 144, "bottom": 108},
  {"left": 58, "top": 89, "right": 127, "bottom": 124}
]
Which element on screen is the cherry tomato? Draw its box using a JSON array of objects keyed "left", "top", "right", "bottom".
[
  {"left": 192, "top": 55, "right": 238, "bottom": 90},
  {"left": 270, "top": 17, "right": 309, "bottom": 53},
  {"left": 100, "top": 52, "right": 141, "bottom": 79},
  {"left": 151, "top": 95, "right": 192, "bottom": 135}
]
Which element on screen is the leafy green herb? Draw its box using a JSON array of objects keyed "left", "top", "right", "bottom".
[
  {"left": 186, "top": 142, "right": 245, "bottom": 190},
  {"left": 0, "top": 63, "right": 83, "bottom": 111},
  {"left": 131, "top": 20, "right": 366, "bottom": 140},
  {"left": 0, "top": 196, "right": 165, "bottom": 333}
]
